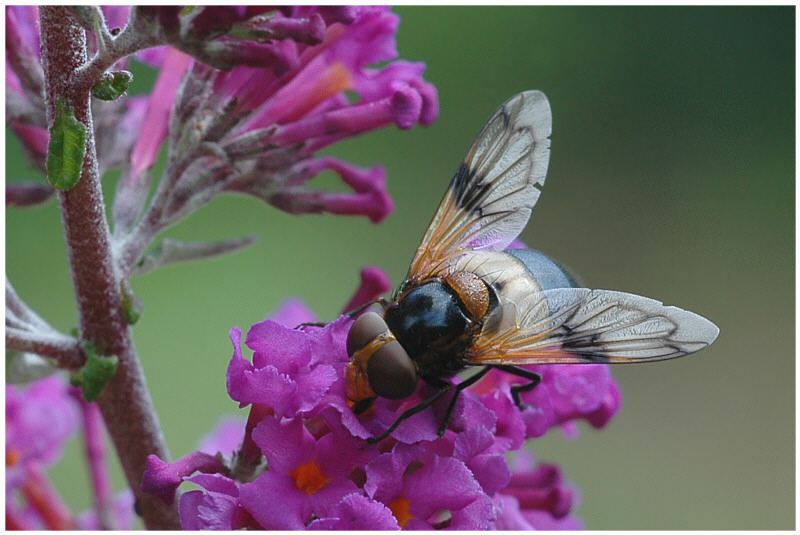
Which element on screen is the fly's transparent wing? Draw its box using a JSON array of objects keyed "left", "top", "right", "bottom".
[
  {"left": 469, "top": 287, "right": 719, "bottom": 365},
  {"left": 405, "top": 91, "right": 552, "bottom": 283}
]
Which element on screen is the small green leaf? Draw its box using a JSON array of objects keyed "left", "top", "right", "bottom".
[
  {"left": 46, "top": 99, "right": 87, "bottom": 191},
  {"left": 70, "top": 342, "right": 118, "bottom": 402},
  {"left": 120, "top": 279, "right": 143, "bottom": 325},
  {"left": 91, "top": 70, "right": 132, "bottom": 101}
]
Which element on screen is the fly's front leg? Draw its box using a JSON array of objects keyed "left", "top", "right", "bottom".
[
  {"left": 366, "top": 368, "right": 489, "bottom": 443},
  {"left": 296, "top": 298, "right": 389, "bottom": 329},
  {"left": 366, "top": 382, "right": 452, "bottom": 444},
  {"left": 344, "top": 297, "right": 390, "bottom": 318},
  {"left": 436, "top": 367, "right": 492, "bottom": 436}
]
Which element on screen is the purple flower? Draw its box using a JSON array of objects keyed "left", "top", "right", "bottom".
[
  {"left": 174, "top": 420, "right": 255, "bottom": 529},
  {"left": 238, "top": 415, "right": 374, "bottom": 529},
  {"left": 211, "top": 7, "right": 437, "bottom": 221},
  {"left": 520, "top": 364, "right": 622, "bottom": 438},
  {"left": 6, "top": 375, "right": 135, "bottom": 530},
  {"left": 141, "top": 451, "right": 227, "bottom": 506},
  {"left": 196, "top": 415, "right": 246, "bottom": 457},
  {"left": 178, "top": 473, "right": 251, "bottom": 530},
  {"left": 453, "top": 426, "right": 513, "bottom": 496},
  {"left": 7, "top": 6, "right": 437, "bottom": 236},
  {"left": 365, "top": 444, "right": 494, "bottom": 529},
  {"left": 6, "top": 376, "right": 81, "bottom": 528},
  {"left": 493, "top": 452, "right": 584, "bottom": 529},
  {"left": 117, "top": 7, "right": 437, "bottom": 229},
  {"left": 472, "top": 364, "right": 621, "bottom": 439},
  {"left": 6, "top": 376, "right": 80, "bottom": 476},
  {"left": 143, "top": 307, "right": 603, "bottom": 528},
  {"left": 142, "top": 266, "right": 620, "bottom": 530},
  {"left": 226, "top": 320, "right": 343, "bottom": 419},
  {"left": 308, "top": 492, "right": 400, "bottom": 530},
  {"left": 128, "top": 48, "right": 192, "bottom": 180}
]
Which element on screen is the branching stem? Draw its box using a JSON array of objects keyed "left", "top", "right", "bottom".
[{"left": 38, "top": 7, "right": 179, "bottom": 529}]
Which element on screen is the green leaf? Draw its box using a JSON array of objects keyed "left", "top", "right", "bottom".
[
  {"left": 70, "top": 342, "right": 118, "bottom": 402},
  {"left": 91, "top": 70, "right": 133, "bottom": 101},
  {"left": 120, "top": 279, "right": 143, "bottom": 325},
  {"left": 46, "top": 99, "right": 87, "bottom": 191}
]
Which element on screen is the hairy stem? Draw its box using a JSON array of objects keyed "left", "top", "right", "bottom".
[
  {"left": 5, "top": 327, "right": 84, "bottom": 370},
  {"left": 38, "top": 7, "right": 179, "bottom": 529}
]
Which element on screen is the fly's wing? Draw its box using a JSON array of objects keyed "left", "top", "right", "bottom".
[
  {"left": 469, "top": 286, "right": 719, "bottom": 365},
  {"left": 405, "top": 90, "right": 552, "bottom": 284}
]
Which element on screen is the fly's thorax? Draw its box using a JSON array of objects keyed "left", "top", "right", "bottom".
[
  {"left": 383, "top": 280, "right": 474, "bottom": 379},
  {"left": 442, "top": 270, "right": 491, "bottom": 321}
]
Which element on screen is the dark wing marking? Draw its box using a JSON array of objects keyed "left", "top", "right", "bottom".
[{"left": 405, "top": 90, "right": 552, "bottom": 284}]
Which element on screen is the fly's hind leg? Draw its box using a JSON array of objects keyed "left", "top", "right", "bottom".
[{"left": 491, "top": 365, "right": 541, "bottom": 408}]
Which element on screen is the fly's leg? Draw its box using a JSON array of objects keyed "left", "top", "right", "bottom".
[
  {"left": 343, "top": 297, "right": 389, "bottom": 318},
  {"left": 435, "top": 367, "right": 493, "bottom": 436},
  {"left": 366, "top": 383, "right": 452, "bottom": 444},
  {"left": 367, "top": 366, "right": 539, "bottom": 443},
  {"left": 491, "top": 365, "right": 541, "bottom": 407},
  {"left": 296, "top": 298, "right": 389, "bottom": 329}
]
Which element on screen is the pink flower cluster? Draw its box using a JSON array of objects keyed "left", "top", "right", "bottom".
[
  {"left": 7, "top": 6, "right": 437, "bottom": 224},
  {"left": 142, "top": 268, "right": 621, "bottom": 529},
  {"left": 6, "top": 377, "right": 134, "bottom": 530},
  {"left": 121, "top": 6, "right": 437, "bottom": 226}
]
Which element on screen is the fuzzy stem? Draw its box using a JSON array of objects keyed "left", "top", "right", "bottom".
[
  {"left": 38, "top": 7, "right": 179, "bottom": 529},
  {"left": 5, "top": 327, "right": 84, "bottom": 370}
]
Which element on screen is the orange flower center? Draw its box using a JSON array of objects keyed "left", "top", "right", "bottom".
[
  {"left": 290, "top": 459, "right": 329, "bottom": 495},
  {"left": 284, "top": 62, "right": 352, "bottom": 123},
  {"left": 388, "top": 495, "right": 413, "bottom": 528},
  {"left": 6, "top": 448, "right": 21, "bottom": 467}
]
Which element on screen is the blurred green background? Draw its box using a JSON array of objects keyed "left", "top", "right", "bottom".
[{"left": 6, "top": 6, "right": 794, "bottom": 530}]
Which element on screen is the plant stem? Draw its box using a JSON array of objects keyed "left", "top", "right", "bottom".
[
  {"left": 5, "top": 327, "right": 84, "bottom": 369},
  {"left": 38, "top": 7, "right": 179, "bottom": 529}
]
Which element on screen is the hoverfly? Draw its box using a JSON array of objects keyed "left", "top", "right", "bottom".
[{"left": 345, "top": 90, "right": 719, "bottom": 443}]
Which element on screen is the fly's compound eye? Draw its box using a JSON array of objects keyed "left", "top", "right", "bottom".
[
  {"left": 346, "top": 312, "right": 417, "bottom": 400},
  {"left": 367, "top": 339, "right": 417, "bottom": 400},
  {"left": 347, "top": 312, "right": 389, "bottom": 358}
]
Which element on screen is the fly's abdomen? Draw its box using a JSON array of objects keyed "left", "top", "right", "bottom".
[{"left": 505, "top": 249, "right": 578, "bottom": 290}]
